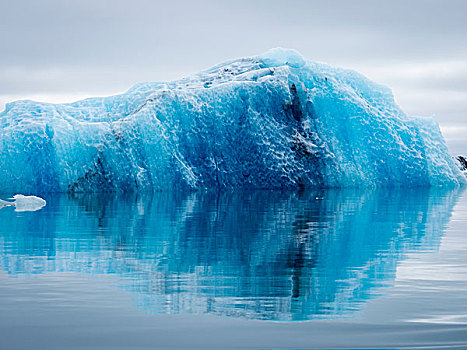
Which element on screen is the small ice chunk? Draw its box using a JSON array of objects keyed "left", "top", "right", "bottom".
[{"left": 0, "top": 194, "right": 47, "bottom": 212}]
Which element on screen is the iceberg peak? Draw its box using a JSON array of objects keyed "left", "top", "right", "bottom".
[{"left": 259, "top": 47, "right": 307, "bottom": 68}]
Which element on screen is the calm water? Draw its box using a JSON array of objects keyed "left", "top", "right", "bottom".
[{"left": 1, "top": 188, "right": 467, "bottom": 349}]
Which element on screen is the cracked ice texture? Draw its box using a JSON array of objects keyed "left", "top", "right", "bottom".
[{"left": 0, "top": 48, "right": 464, "bottom": 193}]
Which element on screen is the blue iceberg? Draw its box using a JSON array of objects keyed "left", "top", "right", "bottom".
[{"left": 0, "top": 48, "right": 464, "bottom": 192}]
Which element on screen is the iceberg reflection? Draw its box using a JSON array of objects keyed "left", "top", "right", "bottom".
[{"left": 0, "top": 188, "right": 461, "bottom": 320}]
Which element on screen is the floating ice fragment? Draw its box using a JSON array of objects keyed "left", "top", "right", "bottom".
[{"left": 0, "top": 195, "right": 46, "bottom": 212}]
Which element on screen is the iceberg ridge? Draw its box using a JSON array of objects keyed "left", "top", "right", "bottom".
[{"left": 0, "top": 48, "right": 465, "bottom": 192}]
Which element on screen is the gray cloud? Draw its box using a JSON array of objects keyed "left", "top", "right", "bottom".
[{"left": 1, "top": 0, "right": 467, "bottom": 152}]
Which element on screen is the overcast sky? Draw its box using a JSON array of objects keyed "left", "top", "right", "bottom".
[{"left": 2, "top": 0, "right": 466, "bottom": 153}]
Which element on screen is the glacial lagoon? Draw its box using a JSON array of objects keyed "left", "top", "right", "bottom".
[{"left": 0, "top": 188, "right": 466, "bottom": 349}]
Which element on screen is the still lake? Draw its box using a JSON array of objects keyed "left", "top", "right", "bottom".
[{"left": 0, "top": 188, "right": 466, "bottom": 349}]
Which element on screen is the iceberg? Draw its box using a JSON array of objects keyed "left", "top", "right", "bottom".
[{"left": 0, "top": 48, "right": 464, "bottom": 193}]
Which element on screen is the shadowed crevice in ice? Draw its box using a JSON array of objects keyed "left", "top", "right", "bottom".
[
  {"left": 0, "top": 48, "right": 465, "bottom": 192},
  {"left": 455, "top": 155, "right": 467, "bottom": 175}
]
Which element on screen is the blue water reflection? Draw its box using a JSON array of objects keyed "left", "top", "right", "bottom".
[{"left": 0, "top": 188, "right": 462, "bottom": 320}]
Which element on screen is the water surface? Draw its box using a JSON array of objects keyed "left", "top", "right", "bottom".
[{"left": 0, "top": 188, "right": 466, "bottom": 348}]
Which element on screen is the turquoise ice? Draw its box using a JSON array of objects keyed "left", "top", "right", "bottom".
[{"left": 0, "top": 48, "right": 464, "bottom": 192}]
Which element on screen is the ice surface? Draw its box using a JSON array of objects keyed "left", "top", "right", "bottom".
[{"left": 0, "top": 48, "right": 465, "bottom": 192}]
